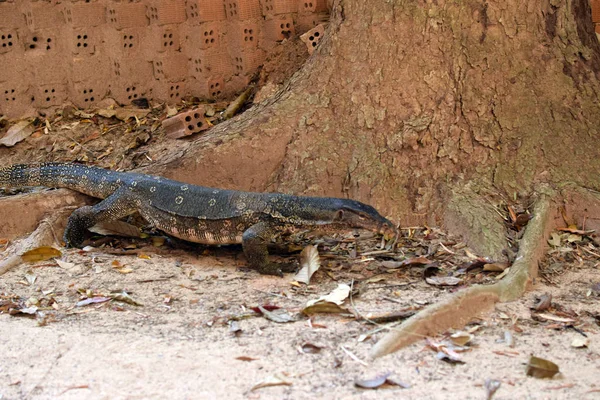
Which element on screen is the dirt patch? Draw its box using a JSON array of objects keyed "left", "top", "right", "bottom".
[{"left": 1, "top": 228, "right": 599, "bottom": 399}]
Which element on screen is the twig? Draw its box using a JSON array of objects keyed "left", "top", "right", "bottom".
[{"left": 340, "top": 345, "right": 368, "bottom": 366}]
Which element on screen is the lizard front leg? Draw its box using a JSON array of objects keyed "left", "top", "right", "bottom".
[
  {"left": 242, "top": 221, "right": 296, "bottom": 276},
  {"left": 64, "top": 187, "right": 138, "bottom": 247}
]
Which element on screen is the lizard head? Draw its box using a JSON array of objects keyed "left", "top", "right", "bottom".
[{"left": 328, "top": 199, "right": 399, "bottom": 239}]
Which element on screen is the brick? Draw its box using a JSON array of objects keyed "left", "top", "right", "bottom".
[
  {"left": 0, "top": 84, "right": 31, "bottom": 118},
  {"left": 23, "top": 30, "right": 59, "bottom": 53},
  {"left": 300, "top": 23, "right": 324, "bottom": 54},
  {"left": 298, "top": 0, "right": 328, "bottom": 14},
  {"left": 194, "top": 0, "right": 226, "bottom": 22},
  {"left": 33, "top": 83, "right": 67, "bottom": 108},
  {"left": 264, "top": 0, "right": 297, "bottom": 15},
  {"left": 146, "top": 0, "right": 187, "bottom": 25},
  {"left": 224, "top": 0, "right": 261, "bottom": 20},
  {"left": 157, "top": 27, "right": 181, "bottom": 53},
  {"left": 66, "top": 3, "right": 106, "bottom": 28},
  {"left": 229, "top": 21, "right": 259, "bottom": 48},
  {"left": 150, "top": 53, "right": 188, "bottom": 81},
  {"left": 207, "top": 76, "right": 224, "bottom": 99},
  {"left": 0, "top": 30, "right": 18, "bottom": 54},
  {"left": 296, "top": 12, "right": 328, "bottom": 33},
  {"left": 71, "top": 28, "right": 98, "bottom": 56},
  {"left": 107, "top": 3, "right": 149, "bottom": 30},
  {"left": 109, "top": 80, "right": 148, "bottom": 106},
  {"left": 30, "top": 4, "right": 65, "bottom": 29},
  {"left": 70, "top": 82, "right": 107, "bottom": 108},
  {"left": 71, "top": 56, "right": 110, "bottom": 83},
  {"left": 189, "top": 50, "right": 233, "bottom": 81},
  {"left": 0, "top": 4, "right": 24, "bottom": 29},
  {"left": 231, "top": 48, "right": 266, "bottom": 75},
  {"left": 185, "top": 22, "right": 221, "bottom": 50},
  {"left": 162, "top": 106, "right": 210, "bottom": 138},
  {"left": 593, "top": 0, "right": 600, "bottom": 23},
  {"left": 264, "top": 15, "right": 294, "bottom": 42}
]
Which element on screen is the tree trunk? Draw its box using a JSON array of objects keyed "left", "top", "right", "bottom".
[{"left": 151, "top": 0, "right": 600, "bottom": 258}]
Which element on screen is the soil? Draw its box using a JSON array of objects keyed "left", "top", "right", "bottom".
[{"left": 1, "top": 228, "right": 599, "bottom": 400}]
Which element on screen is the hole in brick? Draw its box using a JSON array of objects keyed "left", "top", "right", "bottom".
[
  {"left": 193, "top": 113, "right": 200, "bottom": 118},
  {"left": 169, "top": 41, "right": 173, "bottom": 46},
  {"left": 90, "top": 89, "right": 93, "bottom": 93},
  {"left": 126, "top": 88, "right": 130, "bottom": 92},
  {"left": 47, "top": 38, "right": 52, "bottom": 43},
  {"left": 176, "top": 85, "right": 179, "bottom": 89},
  {"left": 314, "top": 32, "right": 320, "bottom": 37},
  {"left": 309, "top": 36, "right": 314, "bottom": 41},
  {"left": 33, "top": 37, "right": 38, "bottom": 42},
  {"left": 185, "top": 116, "right": 192, "bottom": 122},
  {"left": 30, "top": 44, "right": 36, "bottom": 49},
  {"left": 196, "top": 122, "right": 202, "bottom": 128},
  {"left": 46, "top": 45, "right": 51, "bottom": 50},
  {"left": 312, "top": 41, "right": 317, "bottom": 47},
  {"left": 77, "top": 35, "right": 82, "bottom": 39},
  {"left": 90, "top": 97, "right": 94, "bottom": 101},
  {"left": 46, "top": 97, "right": 50, "bottom": 101},
  {"left": 133, "top": 94, "right": 138, "bottom": 98},
  {"left": 129, "top": 43, "right": 133, "bottom": 47},
  {"left": 286, "top": 23, "right": 290, "bottom": 28},
  {"left": 83, "top": 89, "right": 88, "bottom": 94},
  {"left": 169, "top": 33, "right": 173, "bottom": 38},
  {"left": 280, "top": 24, "right": 284, "bottom": 28},
  {"left": 187, "top": 125, "right": 194, "bottom": 131},
  {"left": 164, "top": 42, "right": 168, "bottom": 46}
]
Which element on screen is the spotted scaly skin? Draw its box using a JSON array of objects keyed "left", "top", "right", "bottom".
[{"left": 0, "top": 163, "right": 398, "bottom": 276}]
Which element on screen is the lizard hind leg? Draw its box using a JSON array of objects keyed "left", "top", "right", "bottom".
[
  {"left": 242, "top": 221, "right": 297, "bottom": 276},
  {"left": 64, "top": 187, "right": 139, "bottom": 247}
]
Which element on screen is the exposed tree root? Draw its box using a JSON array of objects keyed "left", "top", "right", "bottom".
[
  {"left": 0, "top": 208, "right": 72, "bottom": 276},
  {"left": 370, "top": 193, "right": 556, "bottom": 358}
]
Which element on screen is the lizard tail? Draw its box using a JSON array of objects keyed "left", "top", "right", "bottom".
[{"left": 0, "top": 163, "right": 119, "bottom": 198}]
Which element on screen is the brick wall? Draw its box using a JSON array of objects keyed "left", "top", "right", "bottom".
[{"left": 0, "top": 0, "right": 329, "bottom": 118}]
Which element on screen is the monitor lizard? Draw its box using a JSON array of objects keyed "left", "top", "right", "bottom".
[{"left": 0, "top": 163, "right": 398, "bottom": 276}]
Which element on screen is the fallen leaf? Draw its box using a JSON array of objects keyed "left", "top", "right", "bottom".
[
  {"left": 0, "top": 120, "right": 35, "bottom": 147},
  {"left": 571, "top": 336, "right": 590, "bottom": 348},
  {"left": 55, "top": 259, "right": 78, "bottom": 274},
  {"left": 21, "top": 246, "right": 62, "bottom": 262},
  {"left": 250, "top": 374, "right": 292, "bottom": 391},
  {"left": 24, "top": 271, "right": 37, "bottom": 286},
  {"left": 381, "top": 256, "right": 431, "bottom": 269},
  {"left": 483, "top": 262, "right": 509, "bottom": 272},
  {"left": 504, "top": 330, "right": 515, "bottom": 347},
  {"left": 533, "top": 313, "right": 575, "bottom": 323},
  {"left": 76, "top": 297, "right": 111, "bottom": 307},
  {"left": 450, "top": 331, "right": 474, "bottom": 346},
  {"left": 547, "top": 232, "right": 562, "bottom": 247},
  {"left": 436, "top": 351, "right": 465, "bottom": 364},
  {"left": 526, "top": 356, "right": 559, "bottom": 378},
  {"left": 558, "top": 227, "right": 595, "bottom": 235},
  {"left": 109, "top": 291, "right": 143, "bottom": 306},
  {"left": 89, "top": 220, "right": 142, "bottom": 238},
  {"left": 9, "top": 306, "right": 38, "bottom": 315},
  {"left": 426, "top": 276, "right": 462, "bottom": 286},
  {"left": 293, "top": 245, "right": 320, "bottom": 284},
  {"left": 300, "top": 343, "right": 324, "bottom": 354},
  {"left": 485, "top": 379, "right": 501, "bottom": 400},
  {"left": 306, "top": 283, "right": 351, "bottom": 306},
  {"left": 354, "top": 373, "right": 390, "bottom": 389},
  {"left": 258, "top": 305, "right": 295, "bottom": 323},
  {"left": 302, "top": 302, "right": 349, "bottom": 315},
  {"left": 533, "top": 293, "right": 552, "bottom": 312},
  {"left": 166, "top": 105, "right": 178, "bottom": 117},
  {"left": 235, "top": 356, "right": 258, "bottom": 362},
  {"left": 229, "top": 320, "right": 242, "bottom": 334}
]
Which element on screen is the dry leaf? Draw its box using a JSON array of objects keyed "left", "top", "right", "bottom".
[
  {"left": 300, "top": 343, "right": 324, "bottom": 354},
  {"left": 526, "top": 356, "right": 559, "bottom": 379},
  {"left": 533, "top": 313, "right": 575, "bottom": 323},
  {"left": 533, "top": 293, "right": 552, "bottom": 311},
  {"left": 109, "top": 291, "right": 143, "bottom": 306},
  {"left": 0, "top": 120, "right": 35, "bottom": 147},
  {"left": 485, "top": 379, "right": 501, "bottom": 400},
  {"left": 166, "top": 105, "right": 178, "bottom": 117},
  {"left": 250, "top": 374, "right": 292, "bottom": 391},
  {"left": 293, "top": 245, "right": 320, "bottom": 284},
  {"left": 89, "top": 220, "right": 142, "bottom": 238},
  {"left": 302, "top": 302, "right": 349, "bottom": 315},
  {"left": 483, "top": 263, "right": 509, "bottom": 272},
  {"left": 24, "top": 272, "right": 37, "bottom": 286},
  {"left": 548, "top": 232, "right": 562, "bottom": 247},
  {"left": 450, "top": 331, "right": 474, "bottom": 346},
  {"left": 381, "top": 256, "right": 431, "bottom": 269},
  {"left": 21, "top": 246, "right": 62, "bottom": 262},
  {"left": 76, "top": 297, "right": 111, "bottom": 307},
  {"left": 354, "top": 373, "right": 390, "bottom": 389},
  {"left": 235, "top": 356, "right": 258, "bottom": 362},
  {"left": 426, "top": 276, "right": 462, "bottom": 286},
  {"left": 571, "top": 336, "right": 590, "bottom": 348},
  {"left": 258, "top": 305, "right": 295, "bottom": 323}
]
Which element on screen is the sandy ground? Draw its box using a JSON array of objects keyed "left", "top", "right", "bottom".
[{"left": 1, "top": 232, "right": 599, "bottom": 400}]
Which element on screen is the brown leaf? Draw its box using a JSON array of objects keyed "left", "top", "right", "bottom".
[
  {"left": 89, "top": 220, "right": 142, "bottom": 238},
  {"left": 76, "top": 297, "right": 111, "bottom": 307},
  {"left": 300, "top": 343, "right": 324, "bottom": 354},
  {"left": 293, "top": 245, "right": 320, "bottom": 284},
  {"left": 483, "top": 262, "right": 509, "bottom": 272},
  {"left": 258, "top": 305, "right": 295, "bottom": 323},
  {"left": 533, "top": 293, "right": 552, "bottom": 312},
  {"left": 526, "top": 356, "right": 559, "bottom": 379},
  {"left": 381, "top": 256, "right": 431, "bottom": 269},
  {"left": 426, "top": 276, "right": 462, "bottom": 286},
  {"left": 250, "top": 374, "right": 292, "bottom": 391},
  {"left": 354, "top": 373, "right": 390, "bottom": 389},
  {"left": 571, "top": 336, "right": 590, "bottom": 348},
  {"left": 532, "top": 313, "right": 575, "bottom": 323},
  {"left": 0, "top": 120, "right": 35, "bottom": 147},
  {"left": 21, "top": 246, "right": 62, "bottom": 263},
  {"left": 235, "top": 356, "right": 258, "bottom": 362}
]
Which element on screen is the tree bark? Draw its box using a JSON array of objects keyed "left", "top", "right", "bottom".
[{"left": 150, "top": 0, "right": 600, "bottom": 258}]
